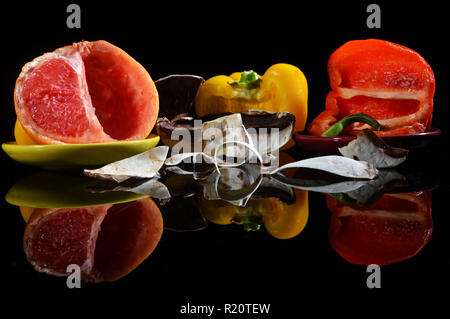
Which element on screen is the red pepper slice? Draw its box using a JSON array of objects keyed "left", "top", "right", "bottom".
[
  {"left": 327, "top": 191, "right": 433, "bottom": 266},
  {"left": 308, "top": 39, "right": 435, "bottom": 136}
]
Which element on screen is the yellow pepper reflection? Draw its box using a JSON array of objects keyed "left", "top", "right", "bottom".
[{"left": 199, "top": 189, "right": 308, "bottom": 239}]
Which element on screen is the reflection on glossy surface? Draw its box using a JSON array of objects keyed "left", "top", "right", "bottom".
[
  {"left": 184, "top": 151, "right": 310, "bottom": 239},
  {"left": 155, "top": 165, "right": 309, "bottom": 238},
  {"left": 327, "top": 191, "right": 433, "bottom": 266},
  {"left": 7, "top": 172, "right": 164, "bottom": 282},
  {"left": 6, "top": 172, "right": 147, "bottom": 209},
  {"left": 23, "top": 199, "right": 163, "bottom": 282},
  {"left": 6, "top": 149, "right": 441, "bottom": 283},
  {"left": 199, "top": 189, "right": 309, "bottom": 239}
]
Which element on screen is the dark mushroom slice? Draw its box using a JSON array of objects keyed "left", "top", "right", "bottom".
[
  {"left": 156, "top": 110, "right": 295, "bottom": 153},
  {"left": 339, "top": 129, "right": 409, "bottom": 168},
  {"left": 241, "top": 110, "right": 295, "bottom": 154},
  {"left": 240, "top": 110, "right": 295, "bottom": 130},
  {"left": 155, "top": 74, "right": 205, "bottom": 121},
  {"left": 156, "top": 116, "right": 200, "bottom": 149}
]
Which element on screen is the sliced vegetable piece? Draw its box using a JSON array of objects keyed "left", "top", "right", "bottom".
[
  {"left": 338, "top": 129, "right": 408, "bottom": 168},
  {"left": 269, "top": 155, "right": 378, "bottom": 180},
  {"left": 271, "top": 173, "right": 370, "bottom": 193},
  {"left": 156, "top": 110, "right": 295, "bottom": 155},
  {"left": 84, "top": 146, "right": 169, "bottom": 182}
]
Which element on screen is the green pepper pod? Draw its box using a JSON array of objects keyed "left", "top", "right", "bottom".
[{"left": 321, "top": 113, "right": 381, "bottom": 137}]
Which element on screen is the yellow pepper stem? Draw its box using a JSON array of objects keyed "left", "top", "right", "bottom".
[
  {"left": 228, "top": 70, "right": 261, "bottom": 90},
  {"left": 232, "top": 214, "right": 262, "bottom": 231}
]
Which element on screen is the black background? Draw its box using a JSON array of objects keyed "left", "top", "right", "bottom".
[{"left": 1, "top": 0, "right": 449, "bottom": 306}]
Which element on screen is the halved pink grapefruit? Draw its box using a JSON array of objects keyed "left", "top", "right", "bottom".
[{"left": 14, "top": 40, "right": 159, "bottom": 144}]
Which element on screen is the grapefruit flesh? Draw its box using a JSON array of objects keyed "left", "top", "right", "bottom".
[
  {"left": 23, "top": 206, "right": 109, "bottom": 275},
  {"left": 14, "top": 40, "right": 159, "bottom": 144},
  {"left": 91, "top": 198, "right": 163, "bottom": 282},
  {"left": 23, "top": 198, "right": 163, "bottom": 281}
]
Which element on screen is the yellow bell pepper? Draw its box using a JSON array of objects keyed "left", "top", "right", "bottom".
[{"left": 195, "top": 63, "right": 308, "bottom": 133}]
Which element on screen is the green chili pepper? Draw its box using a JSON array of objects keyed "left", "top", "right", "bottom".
[{"left": 321, "top": 113, "right": 381, "bottom": 137}]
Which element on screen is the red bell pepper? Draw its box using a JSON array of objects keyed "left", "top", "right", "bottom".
[
  {"left": 308, "top": 39, "right": 435, "bottom": 136},
  {"left": 327, "top": 191, "right": 433, "bottom": 266}
]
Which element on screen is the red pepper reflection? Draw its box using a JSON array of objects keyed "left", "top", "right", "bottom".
[
  {"left": 23, "top": 198, "right": 163, "bottom": 282},
  {"left": 327, "top": 191, "right": 433, "bottom": 266}
]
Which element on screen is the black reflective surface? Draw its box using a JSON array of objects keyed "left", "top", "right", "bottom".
[
  {"left": 2, "top": 143, "right": 450, "bottom": 303},
  {"left": 2, "top": 1, "right": 450, "bottom": 305}
]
